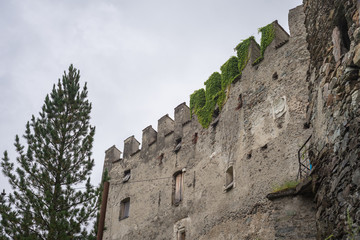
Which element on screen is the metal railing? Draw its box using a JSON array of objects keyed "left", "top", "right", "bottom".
[{"left": 297, "top": 135, "right": 312, "bottom": 180}]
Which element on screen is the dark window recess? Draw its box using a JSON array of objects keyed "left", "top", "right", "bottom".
[
  {"left": 335, "top": 6, "right": 350, "bottom": 52},
  {"left": 213, "top": 107, "right": 220, "bottom": 119},
  {"left": 236, "top": 94, "right": 243, "bottom": 110},
  {"left": 119, "top": 197, "right": 130, "bottom": 220},
  {"left": 272, "top": 72, "right": 278, "bottom": 80},
  {"left": 123, "top": 169, "right": 131, "bottom": 183},
  {"left": 177, "top": 229, "right": 186, "bottom": 240},
  {"left": 157, "top": 153, "right": 164, "bottom": 165},
  {"left": 192, "top": 133, "right": 198, "bottom": 144},
  {"left": 338, "top": 16, "right": 350, "bottom": 51},
  {"left": 174, "top": 138, "right": 182, "bottom": 153}
]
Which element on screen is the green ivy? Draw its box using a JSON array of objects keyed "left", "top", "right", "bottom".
[
  {"left": 220, "top": 56, "right": 240, "bottom": 89},
  {"left": 253, "top": 23, "right": 275, "bottom": 65},
  {"left": 190, "top": 88, "right": 206, "bottom": 117},
  {"left": 204, "top": 72, "right": 222, "bottom": 103},
  {"left": 190, "top": 72, "right": 221, "bottom": 128},
  {"left": 188, "top": 23, "right": 275, "bottom": 129},
  {"left": 217, "top": 56, "right": 240, "bottom": 109},
  {"left": 235, "top": 36, "right": 256, "bottom": 74}
]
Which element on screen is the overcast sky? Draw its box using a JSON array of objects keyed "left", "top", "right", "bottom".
[{"left": 0, "top": 0, "right": 302, "bottom": 193}]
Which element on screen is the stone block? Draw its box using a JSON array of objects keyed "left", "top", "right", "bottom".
[
  {"left": 332, "top": 27, "right": 342, "bottom": 63},
  {"left": 352, "top": 169, "right": 360, "bottom": 186}
]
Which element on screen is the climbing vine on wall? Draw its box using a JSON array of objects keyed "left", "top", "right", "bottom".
[
  {"left": 253, "top": 23, "right": 275, "bottom": 65},
  {"left": 189, "top": 23, "right": 274, "bottom": 129},
  {"left": 218, "top": 56, "right": 240, "bottom": 108},
  {"left": 190, "top": 88, "right": 206, "bottom": 117},
  {"left": 235, "top": 36, "right": 256, "bottom": 74},
  {"left": 220, "top": 56, "right": 240, "bottom": 89},
  {"left": 190, "top": 72, "right": 221, "bottom": 128}
]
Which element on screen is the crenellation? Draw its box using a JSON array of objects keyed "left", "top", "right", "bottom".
[
  {"left": 248, "top": 38, "right": 261, "bottom": 65},
  {"left": 157, "top": 114, "right": 175, "bottom": 148},
  {"left": 273, "top": 20, "right": 290, "bottom": 49},
  {"left": 103, "top": 145, "right": 122, "bottom": 173},
  {"left": 141, "top": 125, "right": 157, "bottom": 148},
  {"left": 174, "top": 102, "right": 191, "bottom": 140},
  {"left": 123, "top": 135, "right": 140, "bottom": 159}
]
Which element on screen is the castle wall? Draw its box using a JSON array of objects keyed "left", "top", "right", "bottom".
[
  {"left": 303, "top": 0, "right": 360, "bottom": 239},
  {"left": 102, "top": 5, "right": 316, "bottom": 240}
]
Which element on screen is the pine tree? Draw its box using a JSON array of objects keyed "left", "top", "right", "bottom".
[{"left": 0, "top": 65, "right": 98, "bottom": 239}]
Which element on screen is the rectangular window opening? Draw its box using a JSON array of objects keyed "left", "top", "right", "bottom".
[
  {"left": 119, "top": 197, "right": 130, "bottom": 220},
  {"left": 177, "top": 228, "right": 186, "bottom": 240},
  {"left": 173, "top": 171, "right": 183, "bottom": 205}
]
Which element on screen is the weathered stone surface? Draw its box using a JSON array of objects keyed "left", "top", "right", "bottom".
[{"left": 102, "top": 5, "right": 314, "bottom": 240}]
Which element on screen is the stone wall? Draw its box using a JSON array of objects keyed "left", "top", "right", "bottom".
[
  {"left": 303, "top": 0, "right": 360, "bottom": 239},
  {"left": 100, "top": 5, "right": 318, "bottom": 240}
]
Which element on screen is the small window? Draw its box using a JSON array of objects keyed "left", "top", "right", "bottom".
[
  {"left": 173, "top": 171, "right": 184, "bottom": 205},
  {"left": 123, "top": 169, "right": 131, "bottom": 183},
  {"left": 225, "top": 166, "right": 234, "bottom": 191},
  {"left": 177, "top": 228, "right": 186, "bottom": 240},
  {"left": 119, "top": 197, "right": 130, "bottom": 220}
]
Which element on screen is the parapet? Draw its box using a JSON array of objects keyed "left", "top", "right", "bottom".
[
  {"left": 174, "top": 102, "right": 191, "bottom": 139},
  {"left": 273, "top": 20, "right": 290, "bottom": 49},
  {"left": 142, "top": 125, "right": 157, "bottom": 150},
  {"left": 106, "top": 18, "right": 294, "bottom": 164},
  {"left": 123, "top": 135, "right": 140, "bottom": 159}
]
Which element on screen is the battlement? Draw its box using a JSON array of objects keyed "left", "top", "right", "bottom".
[
  {"left": 121, "top": 103, "right": 193, "bottom": 160},
  {"left": 107, "top": 19, "right": 295, "bottom": 163}
]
